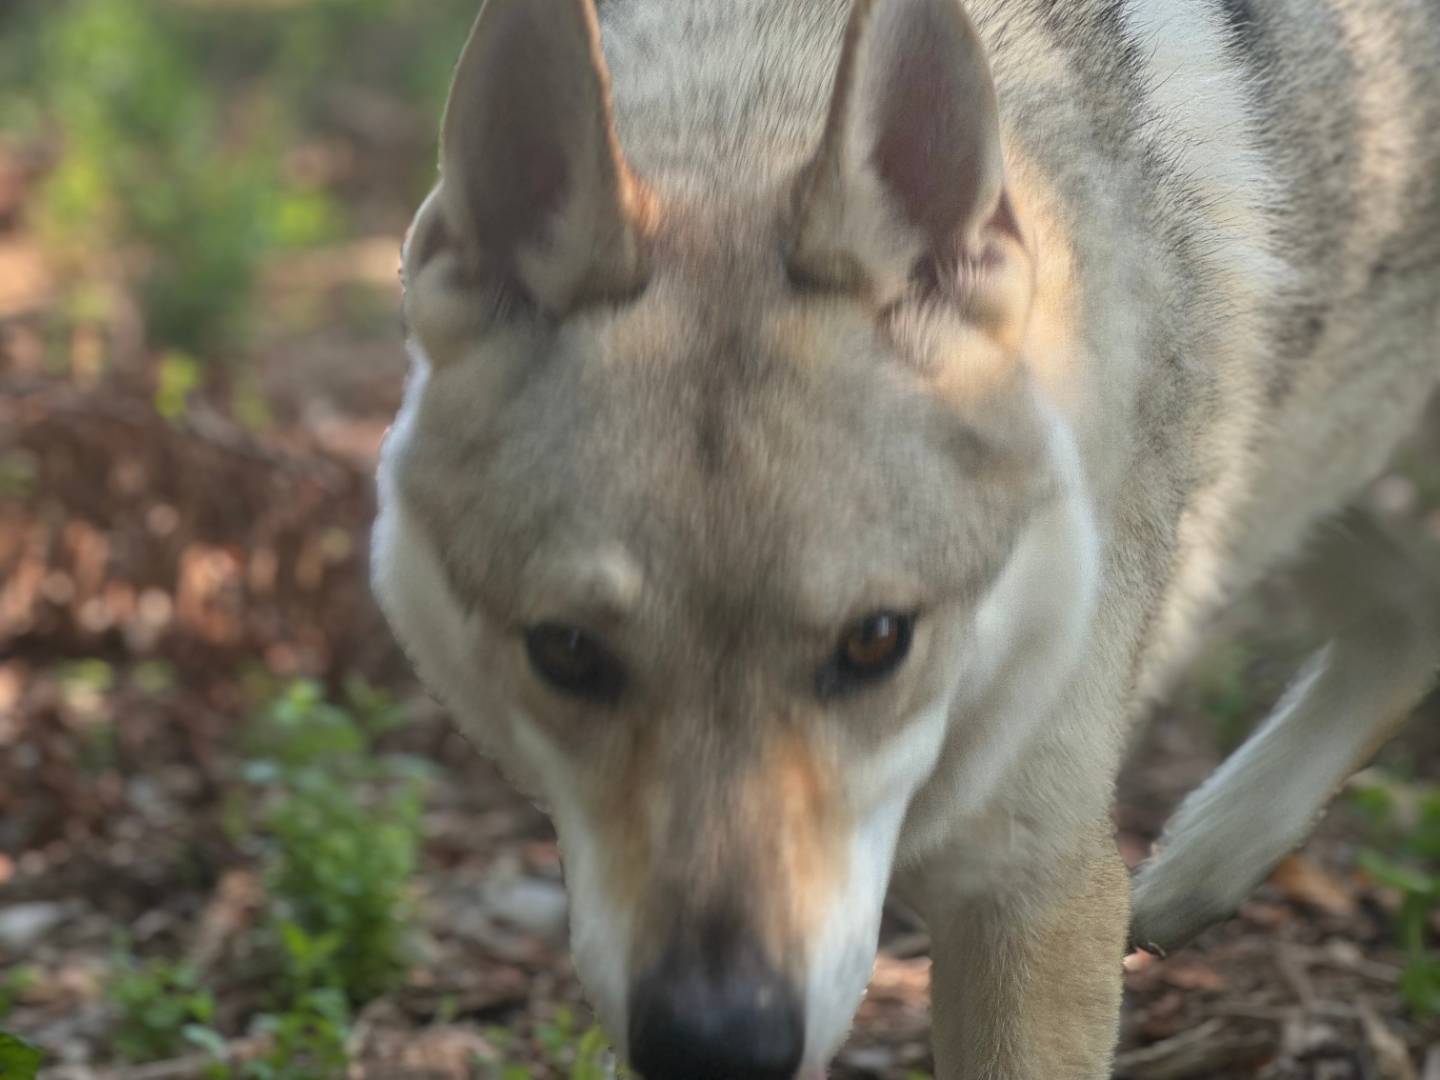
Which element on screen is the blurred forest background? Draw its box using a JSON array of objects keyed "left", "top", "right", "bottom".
[{"left": 0, "top": 1, "right": 1437, "bottom": 1077}]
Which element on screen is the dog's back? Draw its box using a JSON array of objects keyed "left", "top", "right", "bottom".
[{"left": 1153, "top": 0, "right": 1440, "bottom": 662}]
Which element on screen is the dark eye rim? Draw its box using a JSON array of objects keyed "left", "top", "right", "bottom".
[
  {"left": 816, "top": 610, "right": 917, "bottom": 699},
  {"left": 523, "top": 622, "right": 626, "bottom": 706}
]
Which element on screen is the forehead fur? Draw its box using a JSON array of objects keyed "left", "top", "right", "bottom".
[{"left": 393, "top": 199, "right": 1051, "bottom": 631}]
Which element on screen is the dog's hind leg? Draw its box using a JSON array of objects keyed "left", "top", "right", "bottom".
[
  {"left": 915, "top": 821, "right": 1130, "bottom": 1080},
  {"left": 1131, "top": 509, "right": 1440, "bottom": 954}
]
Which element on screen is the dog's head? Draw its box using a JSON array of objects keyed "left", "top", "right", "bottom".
[{"left": 373, "top": 0, "right": 1098, "bottom": 1075}]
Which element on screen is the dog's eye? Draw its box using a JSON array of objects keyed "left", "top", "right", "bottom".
[
  {"left": 524, "top": 623, "right": 624, "bottom": 705},
  {"left": 819, "top": 611, "right": 914, "bottom": 696}
]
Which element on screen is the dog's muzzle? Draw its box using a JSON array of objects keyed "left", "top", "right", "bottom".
[{"left": 627, "top": 933, "right": 804, "bottom": 1080}]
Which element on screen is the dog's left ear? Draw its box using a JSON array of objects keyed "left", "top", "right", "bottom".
[{"left": 789, "top": 0, "right": 1031, "bottom": 340}]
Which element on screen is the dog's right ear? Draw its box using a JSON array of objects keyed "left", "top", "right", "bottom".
[
  {"left": 402, "top": 0, "right": 651, "bottom": 365},
  {"left": 788, "top": 0, "right": 1031, "bottom": 347}
]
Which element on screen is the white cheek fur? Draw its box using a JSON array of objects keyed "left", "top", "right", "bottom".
[
  {"left": 895, "top": 401, "right": 1101, "bottom": 868},
  {"left": 374, "top": 482, "right": 639, "bottom": 1046}
]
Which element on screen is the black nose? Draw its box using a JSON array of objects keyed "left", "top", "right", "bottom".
[{"left": 628, "top": 945, "right": 804, "bottom": 1080}]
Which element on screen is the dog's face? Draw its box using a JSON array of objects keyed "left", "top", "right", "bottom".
[{"left": 373, "top": 0, "right": 1096, "bottom": 1075}]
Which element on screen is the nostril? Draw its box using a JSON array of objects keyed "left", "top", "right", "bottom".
[{"left": 628, "top": 964, "right": 805, "bottom": 1080}]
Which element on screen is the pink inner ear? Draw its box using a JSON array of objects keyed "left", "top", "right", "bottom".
[
  {"left": 464, "top": 6, "right": 573, "bottom": 264},
  {"left": 869, "top": 1, "right": 1001, "bottom": 263},
  {"left": 473, "top": 121, "right": 569, "bottom": 264}
]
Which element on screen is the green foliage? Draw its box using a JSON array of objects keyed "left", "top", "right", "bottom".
[
  {"left": 230, "top": 678, "right": 424, "bottom": 1075},
  {"left": 245, "top": 679, "right": 426, "bottom": 1005},
  {"left": 107, "top": 955, "right": 216, "bottom": 1064},
  {"left": 98, "top": 681, "right": 425, "bottom": 1074},
  {"left": 154, "top": 352, "right": 203, "bottom": 421},
  {"left": 54, "top": 658, "right": 115, "bottom": 698},
  {"left": 1351, "top": 773, "right": 1440, "bottom": 1016},
  {"left": 241, "top": 989, "right": 351, "bottom": 1080},
  {"left": 483, "top": 1010, "right": 625, "bottom": 1080},
  {"left": 0, "top": 1031, "right": 43, "bottom": 1080},
  {"left": 133, "top": 660, "right": 178, "bottom": 695},
  {"left": 0, "top": 452, "right": 38, "bottom": 501},
  {"left": 0, "top": 0, "right": 482, "bottom": 365},
  {"left": 30, "top": 0, "right": 281, "bottom": 353},
  {"left": 0, "top": 968, "right": 38, "bottom": 1021}
]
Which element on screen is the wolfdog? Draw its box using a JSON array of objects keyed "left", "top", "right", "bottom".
[{"left": 371, "top": 0, "right": 1440, "bottom": 1074}]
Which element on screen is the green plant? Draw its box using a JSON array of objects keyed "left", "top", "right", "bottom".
[
  {"left": 0, "top": 968, "right": 38, "bottom": 1021},
  {"left": 36, "top": 0, "right": 254, "bottom": 352},
  {"left": 98, "top": 680, "right": 423, "bottom": 1074},
  {"left": 16, "top": 0, "right": 342, "bottom": 359},
  {"left": 2, "top": 0, "right": 490, "bottom": 372},
  {"left": 244, "top": 680, "right": 426, "bottom": 1004},
  {"left": 483, "top": 1010, "right": 623, "bottom": 1080},
  {"left": 0, "top": 452, "right": 38, "bottom": 501},
  {"left": 0, "top": 1030, "right": 43, "bottom": 1080},
  {"left": 1351, "top": 773, "right": 1440, "bottom": 1016},
  {"left": 107, "top": 954, "right": 218, "bottom": 1064},
  {"left": 241, "top": 989, "right": 350, "bottom": 1080}
]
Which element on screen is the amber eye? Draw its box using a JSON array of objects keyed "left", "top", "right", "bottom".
[
  {"left": 524, "top": 623, "right": 624, "bottom": 705},
  {"left": 818, "top": 611, "right": 915, "bottom": 697}
]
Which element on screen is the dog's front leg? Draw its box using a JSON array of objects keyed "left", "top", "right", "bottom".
[{"left": 915, "top": 821, "right": 1129, "bottom": 1080}]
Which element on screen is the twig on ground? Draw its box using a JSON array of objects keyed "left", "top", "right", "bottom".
[
  {"left": 1295, "top": 943, "right": 1406, "bottom": 985},
  {"left": 1274, "top": 945, "right": 1319, "bottom": 1011},
  {"left": 1112, "top": 1017, "right": 1275, "bottom": 1080}
]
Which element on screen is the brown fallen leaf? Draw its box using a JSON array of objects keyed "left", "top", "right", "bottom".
[{"left": 1268, "top": 853, "right": 1358, "bottom": 917}]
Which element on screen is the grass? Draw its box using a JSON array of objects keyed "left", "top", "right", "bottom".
[
  {"left": 483, "top": 1008, "right": 623, "bottom": 1080},
  {"left": 1350, "top": 772, "right": 1440, "bottom": 1016}
]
